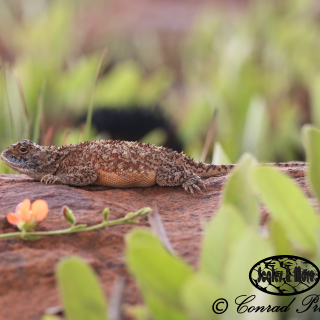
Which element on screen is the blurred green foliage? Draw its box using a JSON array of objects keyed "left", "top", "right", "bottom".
[
  {"left": 1, "top": 0, "right": 320, "bottom": 173},
  {"left": 124, "top": 126, "right": 320, "bottom": 320},
  {"left": 56, "top": 257, "right": 108, "bottom": 320},
  {"left": 180, "top": 0, "right": 320, "bottom": 161}
]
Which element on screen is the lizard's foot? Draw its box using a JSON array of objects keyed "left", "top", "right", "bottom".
[
  {"left": 182, "top": 174, "right": 206, "bottom": 194},
  {"left": 41, "top": 174, "right": 60, "bottom": 184},
  {"left": 156, "top": 165, "right": 206, "bottom": 194}
]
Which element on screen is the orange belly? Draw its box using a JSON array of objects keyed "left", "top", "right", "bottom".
[{"left": 94, "top": 170, "right": 157, "bottom": 188}]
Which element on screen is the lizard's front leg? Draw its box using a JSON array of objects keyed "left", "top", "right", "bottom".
[
  {"left": 156, "top": 165, "right": 205, "bottom": 194},
  {"left": 41, "top": 166, "right": 97, "bottom": 186}
]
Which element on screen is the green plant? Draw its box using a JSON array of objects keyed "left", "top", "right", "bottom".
[
  {"left": 124, "top": 125, "right": 320, "bottom": 320},
  {"left": 178, "top": 0, "right": 318, "bottom": 162},
  {"left": 54, "top": 257, "right": 108, "bottom": 320}
]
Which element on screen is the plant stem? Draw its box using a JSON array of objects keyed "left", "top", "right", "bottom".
[
  {"left": 84, "top": 47, "right": 108, "bottom": 141},
  {"left": 0, "top": 207, "right": 152, "bottom": 240}
]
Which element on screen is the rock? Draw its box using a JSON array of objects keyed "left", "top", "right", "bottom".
[{"left": 0, "top": 166, "right": 309, "bottom": 319}]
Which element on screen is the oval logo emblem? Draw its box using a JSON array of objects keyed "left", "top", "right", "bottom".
[{"left": 249, "top": 255, "right": 319, "bottom": 296}]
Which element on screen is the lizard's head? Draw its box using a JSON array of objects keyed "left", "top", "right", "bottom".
[{"left": 1, "top": 139, "right": 59, "bottom": 179}]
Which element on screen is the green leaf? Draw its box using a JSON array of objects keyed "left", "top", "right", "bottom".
[
  {"left": 268, "top": 219, "right": 293, "bottom": 255},
  {"left": 62, "top": 205, "right": 76, "bottom": 226},
  {"left": 137, "top": 68, "right": 173, "bottom": 104},
  {"left": 124, "top": 212, "right": 136, "bottom": 220},
  {"left": 126, "top": 228, "right": 166, "bottom": 251},
  {"left": 252, "top": 167, "right": 320, "bottom": 253},
  {"left": 3, "top": 66, "right": 17, "bottom": 142},
  {"left": 124, "top": 304, "right": 150, "bottom": 320},
  {"left": 140, "top": 128, "right": 167, "bottom": 147},
  {"left": 125, "top": 229, "right": 193, "bottom": 309},
  {"left": 302, "top": 125, "right": 320, "bottom": 204},
  {"left": 241, "top": 95, "right": 266, "bottom": 155},
  {"left": 224, "top": 230, "right": 271, "bottom": 302},
  {"left": 102, "top": 208, "right": 109, "bottom": 222},
  {"left": 212, "top": 141, "right": 231, "bottom": 165},
  {"left": 222, "top": 153, "right": 259, "bottom": 226},
  {"left": 57, "top": 257, "right": 108, "bottom": 320},
  {"left": 94, "top": 61, "right": 141, "bottom": 105},
  {"left": 84, "top": 48, "right": 108, "bottom": 141},
  {"left": 33, "top": 79, "right": 46, "bottom": 143},
  {"left": 41, "top": 315, "right": 62, "bottom": 320},
  {"left": 55, "top": 55, "right": 98, "bottom": 110},
  {"left": 142, "top": 289, "right": 189, "bottom": 320},
  {"left": 134, "top": 207, "right": 152, "bottom": 216},
  {"left": 200, "top": 204, "right": 245, "bottom": 279},
  {"left": 181, "top": 274, "right": 221, "bottom": 320}
]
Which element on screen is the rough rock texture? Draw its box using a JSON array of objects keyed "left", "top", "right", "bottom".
[{"left": 0, "top": 166, "right": 310, "bottom": 319}]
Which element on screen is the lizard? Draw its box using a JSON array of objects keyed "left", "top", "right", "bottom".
[{"left": 0, "top": 139, "right": 305, "bottom": 194}]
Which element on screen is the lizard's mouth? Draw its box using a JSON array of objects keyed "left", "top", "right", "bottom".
[{"left": 0, "top": 152, "right": 29, "bottom": 173}]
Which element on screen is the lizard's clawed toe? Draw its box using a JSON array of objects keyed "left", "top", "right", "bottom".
[
  {"left": 182, "top": 174, "right": 206, "bottom": 194},
  {"left": 182, "top": 184, "right": 189, "bottom": 192},
  {"left": 41, "top": 175, "right": 59, "bottom": 185},
  {"left": 188, "top": 186, "right": 194, "bottom": 194},
  {"left": 192, "top": 184, "right": 202, "bottom": 192}
]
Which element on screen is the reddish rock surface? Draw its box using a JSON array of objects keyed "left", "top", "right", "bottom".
[{"left": 0, "top": 166, "right": 309, "bottom": 319}]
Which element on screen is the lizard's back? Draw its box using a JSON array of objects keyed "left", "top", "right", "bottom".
[{"left": 59, "top": 140, "right": 178, "bottom": 188}]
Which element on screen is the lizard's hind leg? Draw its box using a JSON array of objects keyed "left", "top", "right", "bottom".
[{"left": 156, "top": 165, "right": 205, "bottom": 194}]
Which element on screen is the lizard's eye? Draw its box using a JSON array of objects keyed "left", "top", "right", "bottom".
[{"left": 20, "top": 147, "right": 28, "bottom": 153}]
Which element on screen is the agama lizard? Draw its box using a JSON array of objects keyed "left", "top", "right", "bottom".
[{"left": 0, "top": 139, "right": 304, "bottom": 193}]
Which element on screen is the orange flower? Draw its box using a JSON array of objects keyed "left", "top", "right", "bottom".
[{"left": 7, "top": 199, "right": 48, "bottom": 230}]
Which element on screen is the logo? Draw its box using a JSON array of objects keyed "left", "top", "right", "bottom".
[{"left": 249, "top": 255, "right": 319, "bottom": 296}]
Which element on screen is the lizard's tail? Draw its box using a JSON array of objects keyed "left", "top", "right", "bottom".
[
  {"left": 192, "top": 161, "right": 306, "bottom": 178},
  {"left": 264, "top": 161, "right": 306, "bottom": 168},
  {"left": 192, "top": 162, "right": 235, "bottom": 178}
]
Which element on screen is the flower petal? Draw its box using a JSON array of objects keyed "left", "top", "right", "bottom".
[
  {"left": 7, "top": 213, "right": 22, "bottom": 225},
  {"left": 31, "top": 200, "right": 49, "bottom": 221},
  {"left": 17, "top": 199, "right": 31, "bottom": 221}
]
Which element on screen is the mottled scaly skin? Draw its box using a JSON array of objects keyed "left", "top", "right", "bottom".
[{"left": 0, "top": 139, "right": 305, "bottom": 193}]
